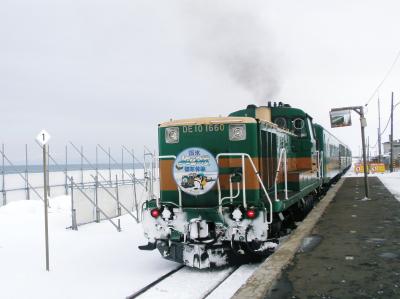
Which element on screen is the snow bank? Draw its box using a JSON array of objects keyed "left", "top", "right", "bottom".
[{"left": 378, "top": 172, "right": 400, "bottom": 202}]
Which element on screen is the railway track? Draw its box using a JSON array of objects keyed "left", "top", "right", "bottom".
[
  {"left": 126, "top": 265, "right": 185, "bottom": 299},
  {"left": 126, "top": 265, "right": 242, "bottom": 299},
  {"left": 199, "top": 266, "right": 240, "bottom": 299},
  {"left": 126, "top": 235, "right": 290, "bottom": 299}
]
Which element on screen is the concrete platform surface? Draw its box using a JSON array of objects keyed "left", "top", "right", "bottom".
[{"left": 267, "top": 177, "right": 400, "bottom": 299}]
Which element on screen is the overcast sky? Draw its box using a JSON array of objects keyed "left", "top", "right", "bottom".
[{"left": 1, "top": 0, "right": 400, "bottom": 164}]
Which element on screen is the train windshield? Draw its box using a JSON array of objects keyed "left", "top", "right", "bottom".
[{"left": 292, "top": 117, "right": 307, "bottom": 137}]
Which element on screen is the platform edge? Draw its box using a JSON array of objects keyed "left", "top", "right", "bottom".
[{"left": 231, "top": 178, "right": 345, "bottom": 299}]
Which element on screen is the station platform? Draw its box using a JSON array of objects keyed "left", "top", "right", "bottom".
[{"left": 267, "top": 177, "right": 400, "bottom": 299}]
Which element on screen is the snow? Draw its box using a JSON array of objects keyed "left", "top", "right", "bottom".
[
  {"left": 206, "top": 264, "right": 260, "bottom": 299},
  {"left": 378, "top": 172, "right": 400, "bottom": 202},
  {"left": 0, "top": 196, "right": 177, "bottom": 299},
  {"left": 138, "top": 266, "right": 238, "bottom": 299}
]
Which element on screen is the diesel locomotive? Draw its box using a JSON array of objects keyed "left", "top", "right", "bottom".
[{"left": 139, "top": 102, "right": 351, "bottom": 269}]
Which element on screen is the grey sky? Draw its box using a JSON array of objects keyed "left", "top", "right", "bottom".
[{"left": 1, "top": 0, "right": 399, "bottom": 164}]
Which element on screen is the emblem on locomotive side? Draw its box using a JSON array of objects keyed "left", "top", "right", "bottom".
[{"left": 173, "top": 147, "right": 218, "bottom": 195}]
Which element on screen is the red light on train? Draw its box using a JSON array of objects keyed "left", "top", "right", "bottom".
[
  {"left": 246, "top": 209, "right": 256, "bottom": 219},
  {"left": 151, "top": 208, "right": 161, "bottom": 218}
]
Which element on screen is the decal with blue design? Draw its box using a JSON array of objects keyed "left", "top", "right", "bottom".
[{"left": 173, "top": 147, "right": 219, "bottom": 196}]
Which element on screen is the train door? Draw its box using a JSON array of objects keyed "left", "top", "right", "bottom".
[
  {"left": 260, "top": 126, "right": 277, "bottom": 190},
  {"left": 306, "top": 117, "right": 318, "bottom": 173}
]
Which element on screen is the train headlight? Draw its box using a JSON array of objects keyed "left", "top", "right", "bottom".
[
  {"left": 229, "top": 124, "right": 246, "bottom": 141},
  {"left": 165, "top": 127, "right": 179, "bottom": 144}
]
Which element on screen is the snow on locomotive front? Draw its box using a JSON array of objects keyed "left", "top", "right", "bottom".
[{"left": 139, "top": 110, "right": 275, "bottom": 269}]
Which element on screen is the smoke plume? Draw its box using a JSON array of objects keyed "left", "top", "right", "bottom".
[{"left": 179, "top": 1, "right": 280, "bottom": 104}]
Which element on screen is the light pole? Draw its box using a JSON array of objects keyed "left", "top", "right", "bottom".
[
  {"left": 390, "top": 92, "right": 394, "bottom": 172},
  {"left": 330, "top": 106, "right": 369, "bottom": 199}
]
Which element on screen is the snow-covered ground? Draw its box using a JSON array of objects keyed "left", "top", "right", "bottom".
[
  {"left": 0, "top": 192, "right": 256, "bottom": 299},
  {"left": 345, "top": 161, "right": 400, "bottom": 202},
  {"left": 378, "top": 172, "right": 400, "bottom": 202},
  {"left": 0, "top": 196, "right": 178, "bottom": 299}
]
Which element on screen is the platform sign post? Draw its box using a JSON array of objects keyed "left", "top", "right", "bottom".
[
  {"left": 330, "top": 106, "right": 369, "bottom": 199},
  {"left": 36, "top": 129, "right": 51, "bottom": 271}
]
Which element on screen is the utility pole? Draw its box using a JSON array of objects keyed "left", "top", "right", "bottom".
[
  {"left": 390, "top": 92, "right": 394, "bottom": 172},
  {"left": 378, "top": 97, "right": 382, "bottom": 162},
  {"left": 367, "top": 136, "right": 370, "bottom": 162},
  {"left": 359, "top": 107, "right": 369, "bottom": 198}
]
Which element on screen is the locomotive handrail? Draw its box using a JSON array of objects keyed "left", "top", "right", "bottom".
[
  {"left": 220, "top": 175, "right": 241, "bottom": 205},
  {"left": 274, "top": 148, "right": 288, "bottom": 201},
  {"left": 153, "top": 155, "right": 182, "bottom": 210},
  {"left": 144, "top": 150, "right": 157, "bottom": 202},
  {"left": 216, "top": 153, "right": 273, "bottom": 224}
]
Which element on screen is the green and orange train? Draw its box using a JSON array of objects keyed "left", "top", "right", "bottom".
[{"left": 139, "top": 102, "right": 351, "bottom": 268}]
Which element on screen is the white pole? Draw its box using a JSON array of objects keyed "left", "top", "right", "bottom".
[{"left": 42, "top": 143, "right": 50, "bottom": 271}]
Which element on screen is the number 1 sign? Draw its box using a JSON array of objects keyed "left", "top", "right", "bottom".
[{"left": 36, "top": 130, "right": 51, "bottom": 146}]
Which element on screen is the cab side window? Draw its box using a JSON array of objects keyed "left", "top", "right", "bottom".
[{"left": 292, "top": 118, "right": 307, "bottom": 138}]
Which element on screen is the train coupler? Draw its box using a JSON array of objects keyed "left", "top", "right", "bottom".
[{"left": 138, "top": 242, "right": 157, "bottom": 251}]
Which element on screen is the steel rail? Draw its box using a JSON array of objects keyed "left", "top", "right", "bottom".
[
  {"left": 200, "top": 266, "right": 240, "bottom": 299},
  {"left": 125, "top": 265, "right": 185, "bottom": 299}
]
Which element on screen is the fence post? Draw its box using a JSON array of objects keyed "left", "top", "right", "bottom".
[
  {"left": 80, "top": 145, "right": 84, "bottom": 186},
  {"left": 25, "top": 144, "right": 30, "bottom": 200},
  {"left": 65, "top": 145, "right": 69, "bottom": 195},
  {"left": 95, "top": 175, "right": 100, "bottom": 223},
  {"left": 1, "top": 143, "right": 6, "bottom": 206},
  {"left": 132, "top": 148, "right": 138, "bottom": 219},
  {"left": 95, "top": 145, "right": 98, "bottom": 184},
  {"left": 108, "top": 146, "right": 111, "bottom": 185},
  {"left": 116, "top": 174, "right": 121, "bottom": 216},
  {"left": 70, "top": 176, "right": 77, "bottom": 230},
  {"left": 46, "top": 145, "right": 50, "bottom": 197},
  {"left": 121, "top": 147, "right": 124, "bottom": 182}
]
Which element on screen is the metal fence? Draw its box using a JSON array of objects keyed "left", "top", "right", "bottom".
[{"left": 0, "top": 143, "right": 159, "bottom": 230}]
